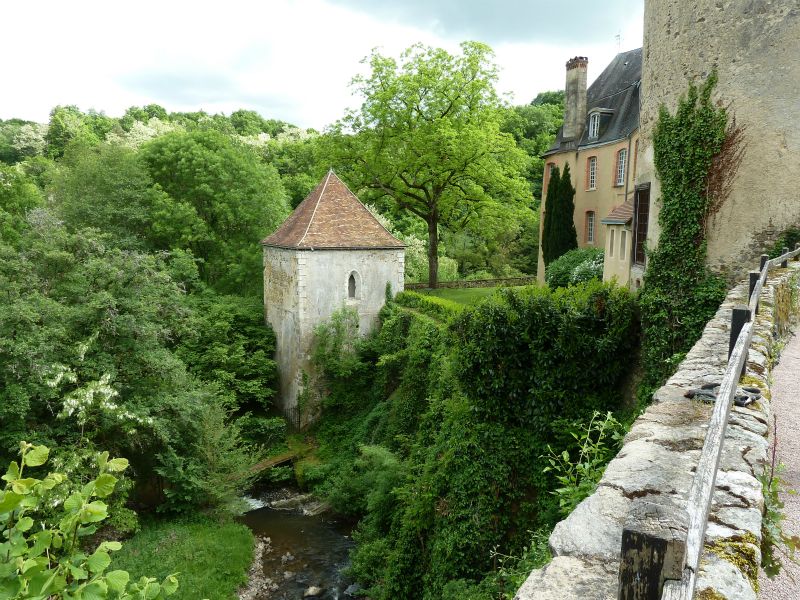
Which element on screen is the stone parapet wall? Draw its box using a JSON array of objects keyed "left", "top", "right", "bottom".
[{"left": 515, "top": 262, "right": 800, "bottom": 600}]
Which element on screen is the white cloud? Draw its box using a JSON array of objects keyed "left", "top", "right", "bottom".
[{"left": 1, "top": 0, "right": 643, "bottom": 128}]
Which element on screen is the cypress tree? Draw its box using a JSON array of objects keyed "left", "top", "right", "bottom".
[
  {"left": 554, "top": 163, "right": 578, "bottom": 259},
  {"left": 541, "top": 165, "right": 561, "bottom": 265}
]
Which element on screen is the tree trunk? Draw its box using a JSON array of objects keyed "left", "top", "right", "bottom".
[{"left": 427, "top": 214, "right": 439, "bottom": 289}]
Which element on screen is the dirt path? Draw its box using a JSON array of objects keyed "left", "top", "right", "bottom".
[{"left": 759, "top": 331, "right": 800, "bottom": 598}]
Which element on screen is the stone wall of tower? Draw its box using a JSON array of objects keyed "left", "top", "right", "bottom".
[
  {"left": 636, "top": 0, "right": 800, "bottom": 278},
  {"left": 263, "top": 246, "right": 404, "bottom": 426}
]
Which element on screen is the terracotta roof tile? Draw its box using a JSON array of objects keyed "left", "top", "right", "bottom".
[
  {"left": 261, "top": 171, "right": 405, "bottom": 250},
  {"left": 601, "top": 200, "right": 634, "bottom": 224}
]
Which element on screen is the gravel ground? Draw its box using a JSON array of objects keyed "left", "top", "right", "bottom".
[{"left": 759, "top": 331, "right": 800, "bottom": 598}]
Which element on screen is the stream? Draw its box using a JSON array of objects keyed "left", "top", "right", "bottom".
[{"left": 239, "top": 489, "right": 357, "bottom": 599}]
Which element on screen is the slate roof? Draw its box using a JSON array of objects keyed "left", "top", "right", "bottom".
[
  {"left": 546, "top": 48, "right": 642, "bottom": 156},
  {"left": 261, "top": 170, "right": 405, "bottom": 250},
  {"left": 601, "top": 201, "right": 634, "bottom": 225}
]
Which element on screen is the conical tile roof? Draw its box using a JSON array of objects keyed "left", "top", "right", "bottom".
[{"left": 261, "top": 170, "right": 404, "bottom": 250}]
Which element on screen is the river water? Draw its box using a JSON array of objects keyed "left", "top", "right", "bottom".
[{"left": 239, "top": 491, "right": 356, "bottom": 599}]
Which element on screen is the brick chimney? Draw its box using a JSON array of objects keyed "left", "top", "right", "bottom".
[{"left": 562, "top": 56, "right": 588, "bottom": 141}]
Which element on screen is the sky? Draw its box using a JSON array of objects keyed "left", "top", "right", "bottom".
[{"left": 2, "top": 0, "right": 644, "bottom": 130}]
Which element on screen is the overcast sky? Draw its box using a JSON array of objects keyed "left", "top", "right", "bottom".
[{"left": 2, "top": 0, "right": 643, "bottom": 130}]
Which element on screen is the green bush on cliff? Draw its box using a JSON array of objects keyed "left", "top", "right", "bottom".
[{"left": 311, "top": 280, "right": 638, "bottom": 599}]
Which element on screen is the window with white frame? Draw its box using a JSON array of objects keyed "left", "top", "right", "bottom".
[
  {"left": 588, "top": 156, "right": 597, "bottom": 190},
  {"left": 608, "top": 229, "right": 615, "bottom": 258},
  {"left": 589, "top": 113, "right": 600, "bottom": 138},
  {"left": 619, "top": 230, "right": 627, "bottom": 261},
  {"left": 615, "top": 149, "right": 627, "bottom": 186},
  {"left": 586, "top": 211, "right": 595, "bottom": 243}
]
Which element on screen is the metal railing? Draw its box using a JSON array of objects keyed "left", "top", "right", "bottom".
[{"left": 617, "top": 244, "right": 800, "bottom": 600}]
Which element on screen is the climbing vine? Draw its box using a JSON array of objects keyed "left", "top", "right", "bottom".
[{"left": 639, "top": 72, "right": 739, "bottom": 391}]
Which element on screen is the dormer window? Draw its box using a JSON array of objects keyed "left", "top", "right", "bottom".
[{"left": 588, "top": 113, "right": 600, "bottom": 139}]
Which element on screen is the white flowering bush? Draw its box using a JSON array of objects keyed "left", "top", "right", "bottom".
[
  {"left": 105, "top": 118, "right": 181, "bottom": 149},
  {"left": 11, "top": 123, "right": 48, "bottom": 157}
]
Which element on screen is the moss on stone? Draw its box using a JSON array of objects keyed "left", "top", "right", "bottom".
[
  {"left": 739, "top": 375, "right": 771, "bottom": 400},
  {"left": 696, "top": 589, "right": 727, "bottom": 600},
  {"left": 705, "top": 533, "right": 760, "bottom": 593}
]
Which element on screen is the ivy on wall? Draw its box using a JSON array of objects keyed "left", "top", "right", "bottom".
[{"left": 639, "top": 73, "right": 732, "bottom": 390}]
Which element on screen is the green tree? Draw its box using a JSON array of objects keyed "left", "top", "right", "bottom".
[
  {"left": 53, "top": 144, "right": 166, "bottom": 249},
  {"left": 328, "top": 42, "right": 529, "bottom": 288},
  {"left": 139, "top": 130, "right": 289, "bottom": 293},
  {"left": 542, "top": 163, "right": 577, "bottom": 266},
  {"left": 45, "top": 106, "right": 101, "bottom": 158},
  {"left": 501, "top": 101, "right": 563, "bottom": 203}
]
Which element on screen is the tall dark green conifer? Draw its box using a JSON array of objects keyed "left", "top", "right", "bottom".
[
  {"left": 542, "top": 163, "right": 577, "bottom": 266},
  {"left": 541, "top": 165, "right": 561, "bottom": 265},
  {"left": 555, "top": 163, "right": 578, "bottom": 259}
]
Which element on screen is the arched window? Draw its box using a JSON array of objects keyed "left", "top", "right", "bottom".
[{"left": 348, "top": 273, "right": 356, "bottom": 298}]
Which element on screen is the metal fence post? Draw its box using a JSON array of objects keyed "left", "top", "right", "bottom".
[{"left": 781, "top": 247, "right": 790, "bottom": 268}]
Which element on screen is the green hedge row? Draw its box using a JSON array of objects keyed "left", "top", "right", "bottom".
[
  {"left": 394, "top": 290, "right": 463, "bottom": 321},
  {"left": 452, "top": 279, "right": 638, "bottom": 432}
]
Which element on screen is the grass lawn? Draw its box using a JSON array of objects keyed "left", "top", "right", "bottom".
[
  {"left": 112, "top": 518, "right": 254, "bottom": 600},
  {"left": 421, "top": 286, "right": 499, "bottom": 305}
]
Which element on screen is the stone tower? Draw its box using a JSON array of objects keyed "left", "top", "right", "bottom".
[
  {"left": 261, "top": 170, "right": 405, "bottom": 426},
  {"left": 635, "top": 0, "right": 800, "bottom": 280}
]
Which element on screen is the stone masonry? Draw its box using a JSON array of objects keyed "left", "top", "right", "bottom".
[{"left": 515, "top": 260, "right": 800, "bottom": 599}]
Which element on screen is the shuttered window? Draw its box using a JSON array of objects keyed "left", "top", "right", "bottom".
[{"left": 633, "top": 185, "right": 650, "bottom": 265}]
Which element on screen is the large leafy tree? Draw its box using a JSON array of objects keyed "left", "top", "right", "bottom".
[
  {"left": 328, "top": 42, "right": 529, "bottom": 287},
  {"left": 139, "top": 130, "right": 289, "bottom": 294}
]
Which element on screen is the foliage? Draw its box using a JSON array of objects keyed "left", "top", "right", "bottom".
[
  {"left": 639, "top": 74, "right": 729, "bottom": 391},
  {"left": 541, "top": 163, "right": 577, "bottom": 265},
  {"left": 0, "top": 442, "right": 179, "bottom": 599},
  {"left": 154, "top": 399, "right": 261, "bottom": 515},
  {"left": 328, "top": 42, "right": 529, "bottom": 287},
  {"left": 501, "top": 100, "right": 563, "bottom": 203},
  {"left": 312, "top": 307, "right": 364, "bottom": 380},
  {"left": 139, "top": 129, "right": 289, "bottom": 293},
  {"left": 176, "top": 293, "right": 277, "bottom": 410},
  {"left": 393, "top": 290, "right": 465, "bottom": 321},
  {"left": 45, "top": 106, "right": 104, "bottom": 158},
  {"left": 759, "top": 420, "right": 800, "bottom": 577},
  {"left": 0, "top": 164, "right": 44, "bottom": 245},
  {"left": 543, "top": 411, "right": 625, "bottom": 517},
  {"left": 452, "top": 280, "right": 638, "bottom": 433},
  {"left": 112, "top": 517, "right": 253, "bottom": 600},
  {"left": 309, "top": 278, "right": 637, "bottom": 598},
  {"left": 53, "top": 143, "right": 167, "bottom": 249},
  {"left": 766, "top": 226, "right": 800, "bottom": 260},
  {"left": 545, "top": 247, "right": 604, "bottom": 289}
]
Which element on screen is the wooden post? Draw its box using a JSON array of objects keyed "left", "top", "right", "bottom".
[
  {"left": 760, "top": 254, "right": 769, "bottom": 270},
  {"left": 781, "top": 247, "right": 790, "bottom": 268},
  {"left": 748, "top": 271, "right": 760, "bottom": 313},
  {"left": 618, "top": 498, "right": 688, "bottom": 600},
  {"left": 795, "top": 243, "right": 800, "bottom": 260},
  {"left": 729, "top": 305, "right": 751, "bottom": 360}
]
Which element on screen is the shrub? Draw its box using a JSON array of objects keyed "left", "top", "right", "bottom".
[
  {"left": 545, "top": 247, "right": 604, "bottom": 289},
  {"left": 767, "top": 226, "right": 800, "bottom": 260},
  {"left": 452, "top": 280, "right": 638, "bottom": 432},
  {"left": 0, "top": 442, "right": 178, "bottom": 599},
  {"left": 393, "top": 291, "right": 463, "bottom": 321}
]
